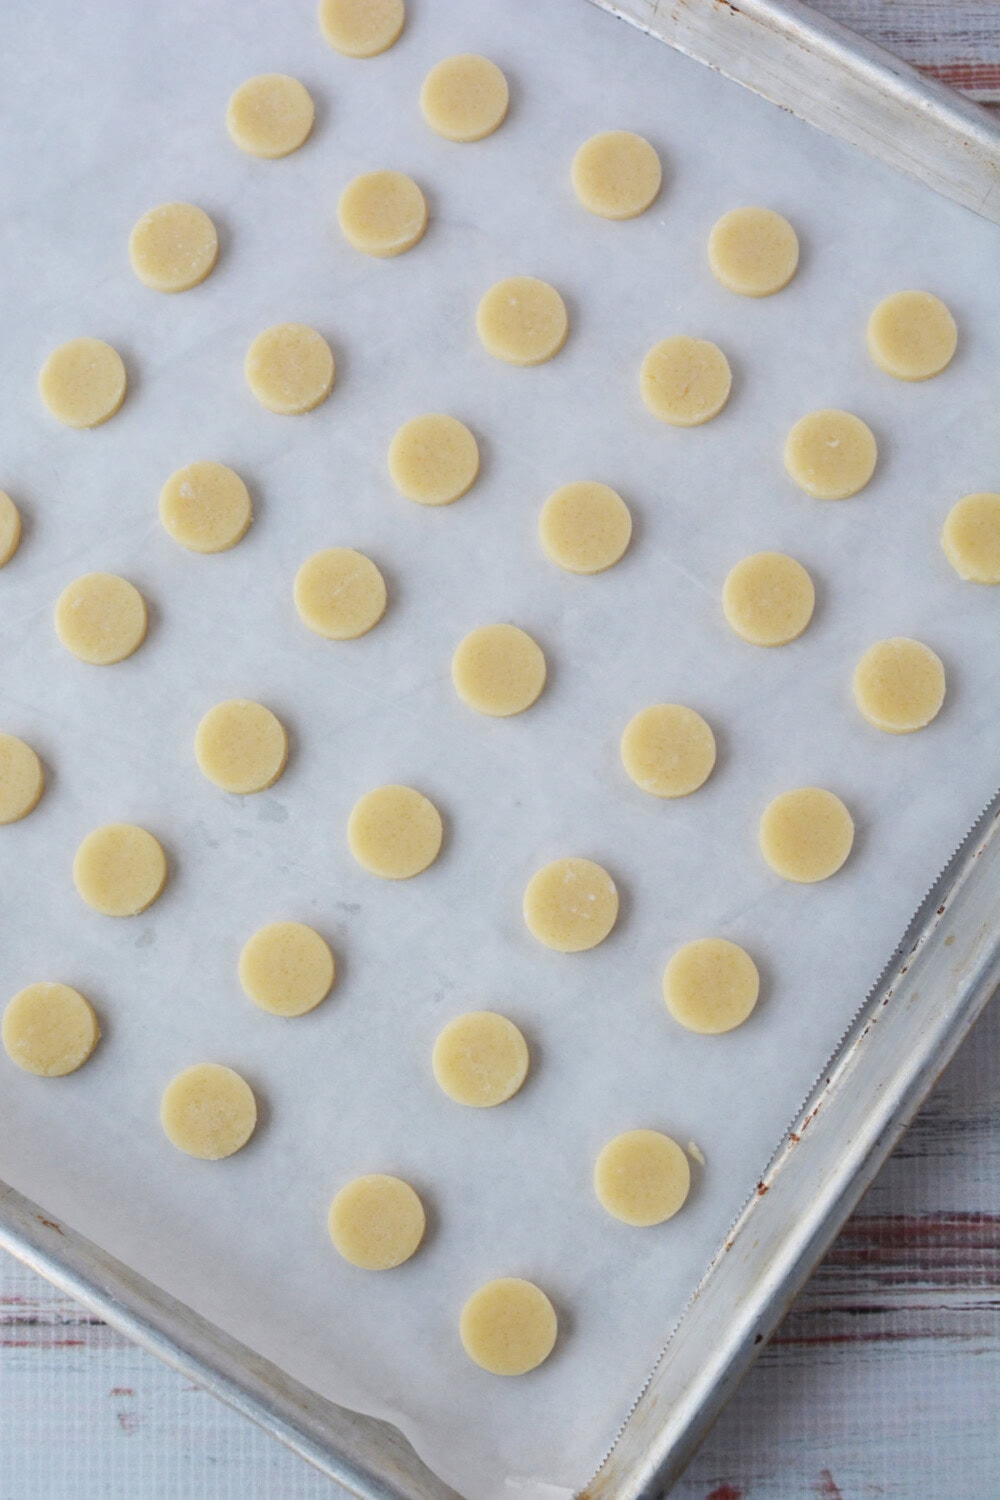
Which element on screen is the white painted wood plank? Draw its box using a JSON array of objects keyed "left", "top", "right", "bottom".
[{"left": 810, "top": 0, "right": 1000, "bottom": 100}]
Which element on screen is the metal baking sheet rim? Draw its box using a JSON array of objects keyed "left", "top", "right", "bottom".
[{"left": 2, "top": 3, "right": 1000, "bottom": 1498}]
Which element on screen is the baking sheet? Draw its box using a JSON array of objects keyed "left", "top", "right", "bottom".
[{"left": 0, "top": 2, "right": 998, "bottom": 1498}]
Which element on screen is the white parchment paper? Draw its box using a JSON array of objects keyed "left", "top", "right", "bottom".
[{"left": 1, "top": 2, "right": 999, "bottom": 1497}]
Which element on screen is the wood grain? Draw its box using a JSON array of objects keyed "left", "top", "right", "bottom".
[{"left": 814, "top": 0, "right": 1000, "bottom": 102}]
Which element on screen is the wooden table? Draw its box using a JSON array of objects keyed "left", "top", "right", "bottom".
[{"left": 2, "top": 6, "right": 997, "bottom": 1496}]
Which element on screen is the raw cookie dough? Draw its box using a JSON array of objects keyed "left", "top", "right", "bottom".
[
  {"left": 663, "top": 937, "right": 760, "bottom": 1034},
  {"left": 337, "top": 171, "right": 427, "bottom": 258},
  {"left": 571, "top": 130, "right": 662, "bottom": 220},
  {"left": 318, "top": 0, "right": 404, "bottom": 57},
  {"left": 160, "top": 1064, "right": 257, "bottom": 1159},
  {"left": 348, "top": 785, "right": 442, "bottom": 879},
  {"left": 245, "top": 324, "right": 335, "bottom": 415},
  {"left": 523, "top": 857, "right": 618, "bottom": 953},
  {"left": 0, "top": 491, "right": 22, "bottom": 567},
  {"left": 39, "top": 338, "right": 126, "bottom": 429},
  {"left": 55, "top": 572, "right": 147, "bottom": 665},
  {"left": 853, "top": 637, "right": 945, "bottom": 734},
  {"left": 432, "top": 1012, "right": 529, "bottom": 1107},
  {"left": 759, "top": 787, "right": 854, "bottom": 883},
  {"left": 867, "top": 290, "right": 957, "bottom": 381},
  {"left": 538, "top": 482, "right": 632, "bottom": 574},
  {"left": 942, "top": 492, "right": 1000, "bottom": 584},
  {"left": 239, "top": 921, "right": 335, "bottom": 1017},
  {"left": 452, "top": 624, "right": 546, "bottom": 717},
  {"left": 129, "top": 203, "right": 218, "bottom": 293},
  {"left": 620, "top": 704, "right": 716, "bottom": 799},
  {"left": 195, "top": 700, "right": 288, "bottom": 795},
  {"left": 2, "top": 983, "right": 99, "bottom": 1077},
  {"left": 159, "top": 461, "right": 252, "bottom": 553},
  {"left": 73, "top": 823, "right": 167, "bottom": 917},
  {"left": 388, "top": 414, "right": 479, "bottom": 506},
  {"left": 640, "top": 336, "right": 731, "bottom": 426},
  {"left": 593, "top": 1129, "right": 691, "bottom": 1225},
  {"left": 783, "top": 409, "right": 876, "bottom": 499},
  {"left": 294, "top": 548, "right": 387, "bottom": 639},
  {"left": 460, "top": 1278, "right": 557, "bottom": 1376},
  {"left": 722, "top": 551, "right": 815, "bottom": 646},
  {"left": 226, "top": 74, "right": 314, "bottom": 158},
  {"left": 476, "top": 277, "right": 568, "bottom": 367},
  {"left": 708, "top": 207, "right": 799, "bottom": 297},
  {"left": 420, "top": 55, "right": 509, "bottom": 142},
  {"left": 0, "top": 735, "right": 44, "bottom": 824},
  {"left": 328, "top": 1174, "right": 425, "bottom": 1269}
]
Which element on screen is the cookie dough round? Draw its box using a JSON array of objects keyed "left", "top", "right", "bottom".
[
  {"left": 239, "top": 921, "right": 335, "bottom": 1017},
  {"left": 226, "top": 74, "right": 314, "bottom": 159},
  {"left": 0, "top": 735, "right": 44, "bottom": 825},
  {"left": 73, "top": 823, "right": 167, "bottom": 917},
  {"left": 318, "top": 0, "right": 404, "bottom": 57},
  {"left": 55, "top": 572, "right": 147, "bottom": 665},
  {"left": 460, "top": 1278, "right": 557, "bottom": 1375},
  {"left": 722, "top": 551, "right": 815, "bottom": 647},
  {"left": 620, "top": 704, "right": 716, "bottom": 799},
  {"left": 708, "top": 207, "right": 799, "bottom": 297},
  {"left": 294, "top": 548, "right": 387, "bottom": 639},
  {"left": 783, "top": 409, "right": 876, "bottom": 500},
  {"left": 452, "top": 624, "right": 546, "bottom": 718},
  {"left": 867, "top": 290, "right": 957, "bottom": 381},
  {"left": 538, "top": 482, "right": 632, "bottom": 574},
  {"left": 39, "top": 338, "right": 126, "bottom": 429},
  {"left": 388, "top": 415, "right": 479, "bottom": 506},
  {"left": 942, "top": 492, "right": 1000, "bottom": 584},
  {"left": 476, "top": 277, "right": 568, "bottom": 367},
  {"left": 852, "top": 637, "right": 945, "bottom": 734},
  {"left": 245, "top": 324, "right": 334, "bottom": 415},
  {"left": 160, "top": 1064, "right": 257, "bottom": 1160},
  {"left": 663, "top": 937, "right": 760, "bottom": 1034},
  {"left": 640, "top": 336, "right": 731, "bottom": 427},
  {"left": 571, "top": 130, "right": 661, "bottom": 220},
  {"left": 420, "top": 54, "right": 509, "bottom": 142},
  {"left": 328, "top": 1174, "right": 425, "bottom": 1270},
  {"left": 759, "top": 787, "right": 854, "bottom": 883},
  {"left": 432, "top": 1012, "right": 529, "bottom": 1107},
  {"left": 129, "top": 203, "right": 218, "bottom": 293},
  {"left": 0, "top": 491, "right": 22, "bottom": 567},
  {"left": 2, "top": 983, "right": 99, "bottom": 1078},
  {"left": 159, "top": 461, "right": 252, "bottom": 553},
  {"left": 337, "top": 171, "right": 427, "bottom": 258},
  {"left": 348, "top": 784, "right": 442, "bottom": 879},
  {"left": 195, "top": 700, "right": 288, "bottom": 795},
  {"left": 594, "top": 1129, "right": 691, "bottom": 1225},
  {"left": 523, "top": 857, "right": 618, "bottom": 953}
]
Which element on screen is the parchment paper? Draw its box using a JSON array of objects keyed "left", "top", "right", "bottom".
[{"left": 1, "top": 2, "right": 998, "bottom": 1497}]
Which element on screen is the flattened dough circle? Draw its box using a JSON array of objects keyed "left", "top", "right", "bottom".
[
  {"left": 523, "top": 857, "right": 618, "bottom": 953},
  {"left": 226, "top": 74, "right": 314, "bottom": 158},
  {"left": 73, "top": 823, "right": 167, "bottom": 917},
  {"left": 942, "top": 492, "right": 1000, "bottom": 584},
  {"left": 722, "top": 551, "right": 815, "bottom": 646},
  {"left": 571, "top": 131, "right": 661, "bottom": 220},
  {"left": 663, "top": 937, "right": 760, "bottom": 1034},
  {"left": 161, "top": 1064, "right": 257, "bottom": 1159},
  {"left": 2, "top": 983, "right": 99, "bottom": 1077},
  {"left": 239, "top": 921, "right": 335, "bottom": 1017},
  {"left": 39, "top": 338, "right": 126, "bottom": 429},
  {"left": 640, "top": 336, "right": 731, "bottom": 426},
  {"left": 432, "top": 1011, "right": 529, "bottom": 1107},
  {"left": 852, "top": 637, "right": 945, "bottom": 734},
  {"left": 129, "top": 203, "right": 218, "bottom": 293},
  {"left": 159, "top": 462, "right": 252, "bottom": 553},
  {"left": 195, "top": 700, "right": 288, "bottom": 795},
  {"left": 539, "top": 482, "right": 632, "bottom": 574},
  {"left": 759, "top": 787, "right": 854, "bottom": 883},
  {"left": 784, "top": 409, "right": 876, "bottom": 499},
  {"left": 421, "top": 55, "right": 509, "bottom": 142},
  {"left": 337, "top": 171, "right": 427, "bottom": 258},
  {"left": 452, "top": 624, "right": 546, "bottom": 718},
  {"left": 55, "top": 572, "right": 147, "bottom": 665},
  {"left": 318, "top": 0, "right": 404, "bottom": 57},
  {"left": 294, "top": 548, "right": 387, "bottom": 639},
  {"left": 867, "top": 291, "right": 957, "bottom": 381},
  {"left": 0, "top": 735, "right": 44, "bottom": 824},
  {"left": 594, "top": 1129, "right": 691, "bottom": 1225},
  {"left": 245, "top": 324, "right": 334, "bottom": 415},
  {"left": 477, "top": 277, "right": 568, "bottom": 367},
  {"left": 0, "top": 491, "right": 22, "bottom": 568},
  {"left": 388, "top": 415, "right": 479, "bottom": 506},
  {"left": 708, "top": 207, "right": 799, "bottom": 297},
  {"left": 348, "top": 784, "right": 442, "bottom": 879},
  {"left": 460, "top": 1278, "right": 557, "bottom": 1375},
  {"left": 328, "top": 1174, "right": 425, "bottom": 1269},
  {"left": 620, "top": 704, "right": 716, "bottom": 799}
]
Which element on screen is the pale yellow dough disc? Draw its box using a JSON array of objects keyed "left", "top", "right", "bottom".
[
  {"left": 942, "top": 492, "right": 1000, "bottom": 584},
  {"left": 783, "top": 409, "right": 877, "bottom": 500},
  {"left": 0, "top": 491, "right": 22, "bottom": 567},
  {"left": 538, "top": 482, "right": 632, "bottom": 574},
  {"left": 571, "top": 131, "right": 662, "bottom": 220},
  {"left": 759, "top": 787, "right": 854, "bottom": 884},
  {"left": 129, "top": 203, "right": 218, "bottom": 293},
  {"left": 722, "top": 551, "right": 815, "bottom": 647},
  {"left": 523, "top": 857, "right": 618, "bottom": 953},
  {"left": 476, "top": 277, "right": 568, "bottom": 367},
  {"left": 226, "top": 74, "right": 314, "bottom": 159},
  {"left": 707, "top": 207, "right": 799, "bottom": 297},
  {"left": 432, "top": 1012, "right": 529, "bottom": 1107},
  {"left": 663, "top": 937, "right": 760, "bottom": 1034},
  {"left": 867, "top": 290, "right": 957, "bottom": 381},
  {"left": 620, "top": 704, "right": 716, "bottom": 799},
  {"left": 161, "top": 1064, "right": 257, "bottom": 1160},
  {"left": 594, "top": 1129, "right": 691, "bottom": 1225},
  {"left": 159, "top": 462, "right": 252, "bottom": 553},
  {"left": 73, "top": 823, "right": 167, "bottom": 917},
  {"left": 0, "top": 735, "right": 44, "bottom": 825},
  {"left": 388, "top": 415, "right": 479, "bottom": 506},
  {"left": 239, "top": 921, "right": 335, "bottom": 1017},
  {"left": 2, "top": 983, "right": 99, "bottom": 1077},
  {"left": 420, "top": 55, "right": 509, "bottom": 142},
  {"left": 348, "top": 784, "right": 442, "bottom": 880},
  {"left": 460, "top": 1278, "right": 557, "bottom": 1375},
  {"left": 55, "top": 572, "right": 147, "bottom": 665},
  {"left": 852, "top": 637, "right": 945, "bottom": 734},
  {"left": 245, "top": 324, "right": 335, "bottom": 416},
  {"left": 328, "top": 1174, "right": 425, "bottom": 1269},
  {"left": 452, "top": 624, "right": 546, "bottom": 718},
  {"left": 39, "top": 338, "right": 126, "bottom": 429},
  {"left": 640, "top": 336, "right": 731, "bottom": 427},
  {"left": 195, "top": 700, "right": 288, "bottom": 795},
  {"left": 294, "top": 548, "right": 387, "bottom": 639},
  {"left": 337, "top": 171, "right": 427, "bottom": 258},
  {"left": 318, "top": 0, "right": 404, "bottom": 57}
]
